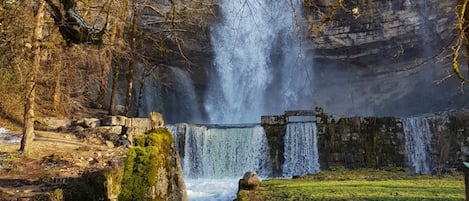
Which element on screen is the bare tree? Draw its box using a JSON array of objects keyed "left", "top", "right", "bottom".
[{"left": 20, "top": 1, "right": 46, "bottom": 155}]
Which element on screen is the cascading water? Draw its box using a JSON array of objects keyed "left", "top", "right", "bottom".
[
  {"left": 282, "top": 122, "right": 320, "bottom": 177},
  {"left": 168, "top": 122, "right": 321, "bottom": 200},
  {"left": 402, "top": 117, "right": 433, "bottom": 174},
  {"left": 169, "top": 124, "right": 272, "bottom": 178},
  {"left": 205, "top": 0, "right": 313, "bottom": 124},
  {"left": 167, "top": 124, "right": 272, "bottom": 201}
]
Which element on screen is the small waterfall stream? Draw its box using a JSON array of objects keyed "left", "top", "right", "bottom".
[
  {"left": 282, "top": 122, "right": 320, "bottom": 177},
  {"left": 168, "top": 122, "right": 320, "bottom": 201},
  {"left": 168, "top": 124, "right": 272, "bottom": 201},
  {"left": 170, "top": 124, "right": 272, "bottom": 178},
  {"left": 402, "top": 117, "right": 433, "bottom": 174}
]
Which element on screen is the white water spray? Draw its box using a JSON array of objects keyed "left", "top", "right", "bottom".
[
  {"left": 168, "top": 122, "right": 321, "bottom": 200},
  {"left": 282, "top": 122, "right": 320, "bottom": 177},
  {"left": 402, "top": 117, "right": 433, "bottom": 174},
  {"left": 206, "top": 0, "right": 313, "bottom": 124},
  {"left": 168, "top": 124, "right": 272, "bottom": 201},
  {"left": 169, "top": 124, "right": 272, "bottom": 178},
  {"left": 139, "top": 66, "right": 202, "bottom": 123}
]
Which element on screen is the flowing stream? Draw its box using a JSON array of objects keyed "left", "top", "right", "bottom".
[{"left": 402, "top": 117, "right": 433, "bottom": 174}]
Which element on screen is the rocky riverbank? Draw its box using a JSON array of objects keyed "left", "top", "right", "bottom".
[{"left": 0, "top": 115, "right": 187, "bottom": 201}]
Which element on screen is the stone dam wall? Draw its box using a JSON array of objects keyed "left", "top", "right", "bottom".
[{"left": 263, "top": 109, "right": 469, "bottom": 176}]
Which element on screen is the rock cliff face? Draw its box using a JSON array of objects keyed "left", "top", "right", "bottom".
[
  {"left": 307, "top": 0, "right": 454, "bottom": 63},
  {"left": 137, "top": 0, "right": 468, "bottom": 122},
  {"left": 304, "top": 0, "right": 468, "bottom": 117}
]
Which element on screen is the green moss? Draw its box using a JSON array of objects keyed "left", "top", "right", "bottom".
[
  {"left": 106, "top": 166, "right": 124, "bottom": 199},
  {"left": 119, "top": 128, "right": 173, "bottom": 201},
  {"left": 49, "top": 189, "right": 64, "bottom": 201}
]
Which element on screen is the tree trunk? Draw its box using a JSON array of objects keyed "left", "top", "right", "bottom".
[
  {"left": 53, "top": 49, "right": 63, "bottom": 114},
  {"left": 125, "top": 2, "right": 138, "bottom": 116},
  {"left": 136, "top": 68, "right": 146, "bottom": 117},
  {"left": 97, "top": 20, "right": 116, "bottom": 107},
  {"left": 108, "top": 21, "right": 119, "bottom": 115},
  {"left": 20, "top": 1, "right": 45, "bottom": 154},
  {"left": 97, "top": 52, "right": 108, "bottom": 107}
]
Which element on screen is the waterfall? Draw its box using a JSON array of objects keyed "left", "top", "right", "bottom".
[
  {"left": 168, "top": 124, "right": 272, "bottom": 178},
  {"left": 205, "top": 0, "right": 313, "bottom": 124},
  {"left": 168, "top": 122, "right": 320, "bottom": 200},
  {"left": 403, "top": 117, "right": 433, "bottom": 174},
  {"left": 140, "top": 66, "right": 202, "bottom": 123},
  {"left": 282, "top": 122, "right": 320, "bottom": 177}
]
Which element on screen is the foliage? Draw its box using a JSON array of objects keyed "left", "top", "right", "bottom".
[
  {"left": 238, "top": 169, "right": 464, "bottom": 201},
  {"left": 119, "top": 128, "right": 173, "bottom": 201},
  {"left": 0, "top": 0, "right": 217, "bottom": 124},
  {"left": 453, "top": 0, "right": 469, "bottom": 86}
]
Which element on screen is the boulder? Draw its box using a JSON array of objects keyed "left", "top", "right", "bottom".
[
  {"left": 238, "top": 171, "right": 260, "bottom": 191},
  {"left": 35, "top": 117, "right": 71, "bottom": 131}
]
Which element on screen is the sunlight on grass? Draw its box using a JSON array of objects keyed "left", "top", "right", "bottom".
[{"left": 238, "top": 169, "right": 465, "bottom": 201}]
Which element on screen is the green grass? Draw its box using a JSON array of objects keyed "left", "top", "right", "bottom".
[{"left": 238, "top": 169, "right": 465, "bottom": 201}]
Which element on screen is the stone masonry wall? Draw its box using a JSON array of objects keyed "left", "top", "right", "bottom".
[
  {"left": 315, "top": 110, "right": 469, "bottom": 173},
  {"left": 315, "top": 111, "right": 405, "bottom": 170},
  {"left": 263, "top": 109, "right": 469, "bottom": 174}
]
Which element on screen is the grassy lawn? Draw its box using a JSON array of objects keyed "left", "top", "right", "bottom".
[{"left": 237, "top": 169, "right": 465, "bottom": 201}]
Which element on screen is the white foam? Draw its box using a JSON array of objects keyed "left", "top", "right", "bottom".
[{"left": 185, "top": 178, "right": 238, "bottom": 201}]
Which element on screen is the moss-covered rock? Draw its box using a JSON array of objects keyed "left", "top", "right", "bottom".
[{"left": 119, "top": 128, "right": 187, "bottom": 201}]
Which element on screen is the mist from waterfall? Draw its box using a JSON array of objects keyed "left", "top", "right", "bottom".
[
  {"left": 402, "top": 117, "right": 433, "bottom": 174},
  {"left": 282, "top": 122, "right": 320, "bottom": 177},
  {"left": 205, "top": 0, "right": 313, "bottom": 124},
  {"left": 139, "top": 66, "right": 202, "bottom": 123}
]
